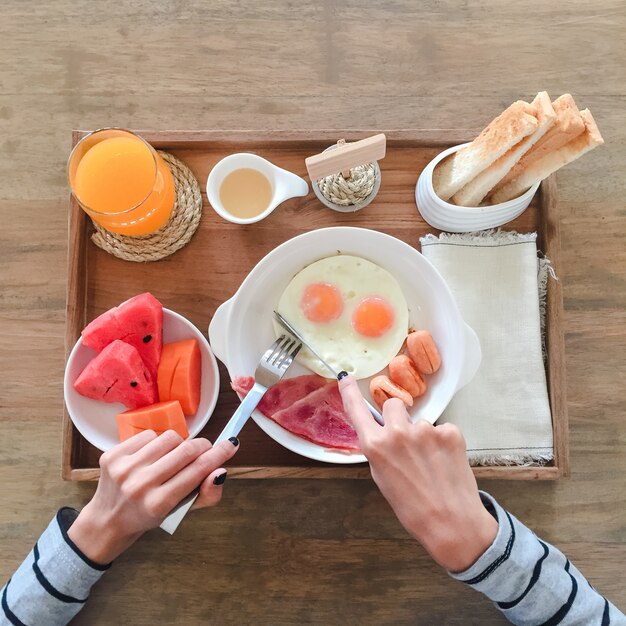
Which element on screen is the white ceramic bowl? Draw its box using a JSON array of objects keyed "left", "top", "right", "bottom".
[
  {"left": 65, "top": 308, "right": 220, "bottom": 452},
  {"left": 208, "top": 227, "right": 481, "bottom": 464},
  {"left": 415, "top": 143, "right": 540, "bottom": 233}
]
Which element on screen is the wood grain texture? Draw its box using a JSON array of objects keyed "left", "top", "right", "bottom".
[
  {"left": 63, "top": 130, "right": 566, "bottom": 481},
  {"left": 0, "top": 1, "right": 624, "bottom": 624}
]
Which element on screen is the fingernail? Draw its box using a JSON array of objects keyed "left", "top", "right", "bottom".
[
  {"left": 213, "top": 472, "right": 227, "bottom": 485},
  {"left": 337, "top": 371, "right": 348, "bottom": 380},
  {"left": 228, "top": 436, "right": 239, "bottom": 447}
]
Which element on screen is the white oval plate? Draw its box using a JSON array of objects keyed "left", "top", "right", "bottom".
[
  {"left": 209, "top": 227, "right": 481, "bottom": 464},
  {"left": 65, "top": 308, "right": 220, "bottom": 452}
]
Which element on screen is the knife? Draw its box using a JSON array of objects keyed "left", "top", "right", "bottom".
[{"left": 273, "top": 310, "right": 384, "bottom": 426}]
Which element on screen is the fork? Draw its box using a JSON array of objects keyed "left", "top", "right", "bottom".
[
  {"left": 212, "top": 334, "right": 302, "bottom": 446},
  {"left": 160, "top": 335, "right": 301, "bottom": 534}
]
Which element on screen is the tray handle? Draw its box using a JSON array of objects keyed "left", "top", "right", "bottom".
[
  {"left": 208, "top": 298, "right": 233, "bottom": 366},
  {"left": 456, "top": 322, "right": 482, "bottom": 391}
]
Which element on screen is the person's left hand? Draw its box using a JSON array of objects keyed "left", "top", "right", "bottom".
[{"left": 68, "top": 430, "right": 239, "bottom": 564}]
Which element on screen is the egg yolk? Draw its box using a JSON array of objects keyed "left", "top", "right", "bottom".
[
  {"left": 352, "top": 296, "right": 394, "bottom": 337},
  {"left": 300, "top": 282, "right": 344, "bottom": 323}
]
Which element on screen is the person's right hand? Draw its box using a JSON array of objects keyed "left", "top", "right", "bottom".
[
  {"left": 68, "top": 430, "right": 239, "bottom": 565},
  {"left": 339, "top": 375, "right": 498, "bottom": 573}
]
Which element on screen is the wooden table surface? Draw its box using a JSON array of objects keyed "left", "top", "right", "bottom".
[{"left": 1, "top": 2, "right": 624, "bottom": 624}]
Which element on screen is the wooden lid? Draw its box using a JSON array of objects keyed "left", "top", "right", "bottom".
[{"left": 305, "top": 133, "right": 386, "bottom": 180}]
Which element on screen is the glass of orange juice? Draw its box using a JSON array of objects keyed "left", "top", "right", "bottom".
[{"left": 68, "top": 128, "right": 175, "bottom": 236}]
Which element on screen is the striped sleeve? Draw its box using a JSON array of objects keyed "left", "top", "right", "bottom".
[
  {"left": 1, "top": 508, "right": 109, "bottom": 626},
  {"left": 449, "top": 492, "right": 626, "bottom": 625}
]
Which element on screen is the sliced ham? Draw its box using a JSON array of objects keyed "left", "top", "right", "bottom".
[
  {"left": 272, "top": 384, "right": 360, "bottom": 450},
  {"left": 231, "top": 374, "right": 330, "bottom": 415},
  {"left": 231, "top": 374, "right": 360, "bottom": 451}
]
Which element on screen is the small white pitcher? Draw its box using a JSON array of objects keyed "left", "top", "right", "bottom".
[{"left": 206, "top": 153, "right": 309, "bottom": 224}]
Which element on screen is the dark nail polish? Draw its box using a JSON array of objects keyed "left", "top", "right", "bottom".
[
  {"left": 213, "top": 472, "right": 227, "bottom": 485},
  {"left": 337, "top": 371, "right": 348, "bottom": 380},
  {"left": 228, "top": 436, "right": 239, "bottom": 447}
]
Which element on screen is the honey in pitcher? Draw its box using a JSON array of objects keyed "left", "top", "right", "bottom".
[{"left": 219, "top": 168, "right": 273, "bottom": 219}]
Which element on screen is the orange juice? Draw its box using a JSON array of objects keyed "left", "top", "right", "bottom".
[{"left": 70, "top": 132, "right": 175, "bottom": 236}]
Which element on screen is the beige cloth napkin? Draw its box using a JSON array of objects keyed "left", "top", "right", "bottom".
[{"left": 420, "top": 231, "right": 553, "bottom": 465}]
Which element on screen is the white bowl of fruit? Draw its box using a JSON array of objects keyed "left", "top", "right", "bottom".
[{"left": 64, "top": 293, "right": 220, "bottom": 452}]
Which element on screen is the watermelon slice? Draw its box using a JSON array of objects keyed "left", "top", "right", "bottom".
[
  {"left": 74, "top": 340, "right": 158, "bottom": 409},
  {"left": 81, "top": 293, "right": 163, "bottom": 378}
]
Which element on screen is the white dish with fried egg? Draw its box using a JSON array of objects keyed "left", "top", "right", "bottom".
[
  {"left": 273, "top": 255, "right": 409, "bottom": 380},
  {"left": 208, "top": 227, "right": 481, "bottom": 464}
]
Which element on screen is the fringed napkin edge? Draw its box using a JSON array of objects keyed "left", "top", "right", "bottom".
[{"left": 420, "top": 230, "right": 558, "bottom": 467}]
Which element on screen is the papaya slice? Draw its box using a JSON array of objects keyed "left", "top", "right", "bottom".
[
  {"left": 116, "top": 400, "right": 189, "bottom": 441},
  {"left": 157, "top": 339, "right": 201, "bottom": 416},
  {"left": 157, "top": 342, "right": 182, "bottom": 402},
  {"left": 117, "top": 423, "right": 146, "bottom": 442}
]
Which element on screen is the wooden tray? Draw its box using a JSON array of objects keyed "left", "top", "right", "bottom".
[{"left": 63, "top": 130, "right": 568, "bottom": 481}]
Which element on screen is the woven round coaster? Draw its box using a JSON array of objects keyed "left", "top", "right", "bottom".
[{"left": 91, "top": 151, "right": 202, "bottom": 263}]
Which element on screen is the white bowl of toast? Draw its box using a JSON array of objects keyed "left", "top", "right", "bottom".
[{"left": 416, "top": 92, "right": 603, "bottom": 233}]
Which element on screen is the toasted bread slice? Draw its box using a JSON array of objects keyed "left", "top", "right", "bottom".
[
  {"left": 452, "top": 92, "right": 556, "bottom": 207},
  {"left": 433, "top": 101, "right": 539, "bottom": 201},
  {"left": 492, "top": 94, "right": 585, "bottom": 194},
  {"left": 490, "top": 109, "right": 603, "bottom": 204}
]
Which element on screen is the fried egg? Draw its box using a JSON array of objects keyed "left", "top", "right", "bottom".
[{"left": 274, "top": 255, "right": 409, "bottom": 379}]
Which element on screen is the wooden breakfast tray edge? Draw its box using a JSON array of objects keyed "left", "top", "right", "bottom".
[
  {"left": 71, "top": 128, "right": 482, "bottom": 145},
  {"left": 65, "top": 464, "right": 562, "bottom": 482},
  {"left": 62, "top": 129, "right": 568, "bottom": 482},
  {"left": 539, "top": 175, "right": 569, "bottom": 478},
  {"left": 62, "top": 130, "right": 89, "bottom": 480}
]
